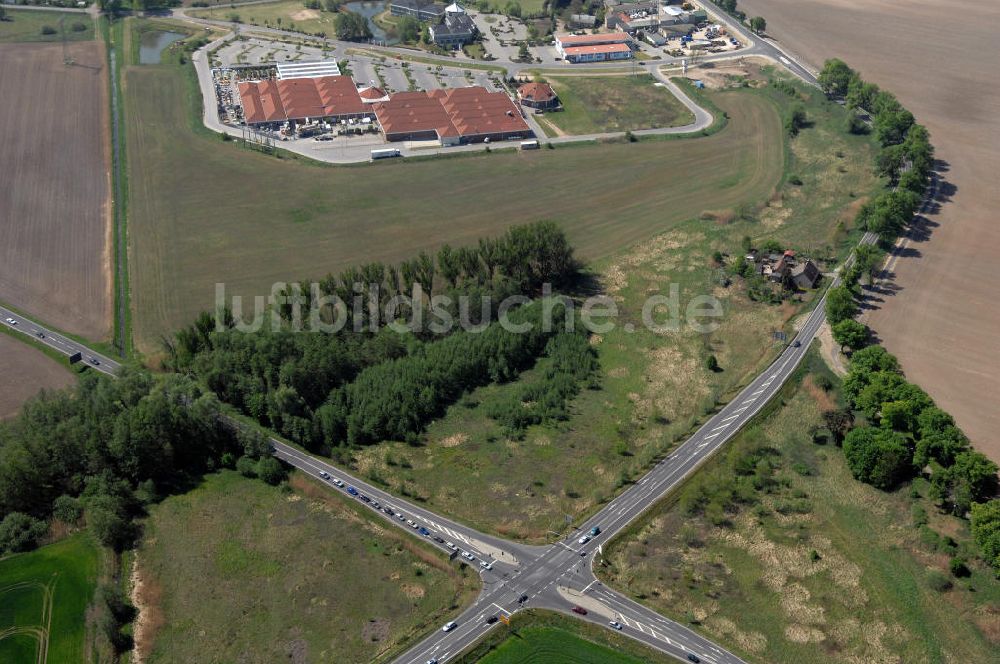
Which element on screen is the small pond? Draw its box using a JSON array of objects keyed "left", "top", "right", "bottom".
[
  {"left": 342, "top": 1, "right": 397, "bottom": 45},
  {"left": 139, "top": 30, "right": 187, "bottom": 65}
]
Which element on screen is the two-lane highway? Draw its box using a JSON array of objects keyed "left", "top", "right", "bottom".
[{"left": 1, "top": 304, "right": 121, "bottom": 377}]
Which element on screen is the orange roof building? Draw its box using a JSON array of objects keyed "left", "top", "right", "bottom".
[
  {"left": 554, "top": 32, "right": 633, "bottom": 63},
  {"left": 373, "top": 86, "right": 531, "bottom": 145},
  {"left": 517, "top": 81, "right": 559, "bottom": 109},
  {"left": 238, "top": 75, "right": 370, "bottom": 125}
]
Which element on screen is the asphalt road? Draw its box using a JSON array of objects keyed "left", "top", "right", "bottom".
[{"left": 0, "top": 305, "right": 120, "bottom": 377}]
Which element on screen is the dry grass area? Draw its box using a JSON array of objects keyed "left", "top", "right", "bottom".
[
  {"left": 0, "top": 335, "right": 75, "bottom": 419},
  {"left": 737, "top": 0, "right": 1000, "bottom": 462},
  {"left": 598, "top": 351, "right": 1000, "bottom": 663},
  {"left": 0, "top": 42, "right": 112, "bottom": 341},
  {"left": 136, "top": 470, "right": 476, "bottom": 664}
]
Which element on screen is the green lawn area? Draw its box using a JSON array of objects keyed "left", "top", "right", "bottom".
[
  {"left": 126, "top": 63, "right": 784, "bottom": 355},
  {"left": 477, "top": 627, "right": 650, "bottom": 664},
  {"left": 597, "top": 350, "right": 1000, "bottom": 663},
  {"left": 0, "top": 8, "right": 94, "bottom": 43},
  {"left": 0, "top": 533, "right": 102, "bottom": 663},
  {"left": 538, "top": 74, "right": 695, "bottom": 136},
  {"left": 189, "top": 0, "right": 339, "bottom": 36},
  {"left": 454, "top": 610, "right": 677, "bottom": 664},
  {"left": 138, "top": 470, "right": 477, "bottom": 663}
]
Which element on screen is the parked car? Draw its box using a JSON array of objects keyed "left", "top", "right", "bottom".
[
  {"left": 571, "top": 606, "right": 587, "bottom": 615},
  {"left": 442, "top": 621, "right": 457, "bottom": 632}
]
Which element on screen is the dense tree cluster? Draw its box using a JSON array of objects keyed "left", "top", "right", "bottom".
[
  {"left": 835, "top": 346, "right": 997, "bottom": 514},
  {"left": 334, "top": 11, "right": 372, "bottom": 41},
  {"left": 0, "top": 371, "right": 250, "bottom": 554},
  {"left": 485, "top": 330, "right": 599, "bottom": 436},
  {"left": 168, "top": 223, "right": 583, "bottom": 450},
  {"left": 970, "top": 500, "right": 1000, "bottom": 572},
  {"left": 321, "top": 300, "right": 569, "bottom": 446}
]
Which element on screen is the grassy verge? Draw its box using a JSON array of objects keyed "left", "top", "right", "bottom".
[
  {"left": 538, "top": 74, "right": 696, "bottom": 136},
  {"left": 0, "top": 533, "right": 102, "bottom": 663},
  {"left": 452, "top": 609, "right": 677, "bottom": 663},
  {"left": 136, "top": 470, "right": 477, "bottom": 663},
  {"left": 596, "top": 348, "right": 1000, "bottom": 663},
  {"left": 0, "top": 7, "right": 94, "bottom": 43}
]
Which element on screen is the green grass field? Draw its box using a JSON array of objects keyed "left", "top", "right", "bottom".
[
  {"left": 478, "top": 627, "right": 650, "bottom": 664},
  {"left": 454, "top": 610, "right": 677, "bottom": 664},
  {"left": 190, "top": 0, "right": 339, "bottom": 36},
  {"left": 138, "top": 470, "right": 477, "bottom": 663},
  {"left": 126, "top": 64, "right": 783, "bottom": 354},
  {"left": 0, "top": 8, "right": 94, "bottom": 43},
  {"left": 0, "top": 534, "right": 101, "bottom": 663},
  {"left": 538, "top": 75, "right": 696, "bottom": 136},
  {"left": 597, "top": 349, "right": 1000, "bottom": 663}
]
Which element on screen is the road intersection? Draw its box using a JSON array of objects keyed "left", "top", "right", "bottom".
[{"left": 0, "top": 17, "right": 859, "bottom": 662}]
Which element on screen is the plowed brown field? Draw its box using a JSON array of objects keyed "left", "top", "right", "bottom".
[
  {"left": 0, "top": 42, "right": 112, "bottom": 341},
  {"left": 738, "top": 0, "right": 1000, "bottom": 461},
  {"left": 0, "top": 335, "right": 74, "bottom": 419}
]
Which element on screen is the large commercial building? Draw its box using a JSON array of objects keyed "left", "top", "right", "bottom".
[
  {"left": 373, "top": 86, "right": 531, "bottom": 145},
  {"left": 554, "top": 33, "right": 633, "bottom": 63},
  {"left": 238, "top": 75, "right": 371, "bottom": 126},
  {"left": 430, "top": 3, "right": 478, "bottom": 48}
]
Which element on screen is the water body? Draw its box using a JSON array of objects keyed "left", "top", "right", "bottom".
[
  {"left": 139, "top": 30, "right": 186, "bottom": 65},
  {"left": 343, "top": 1, "right": 398, "bottom": 45}
]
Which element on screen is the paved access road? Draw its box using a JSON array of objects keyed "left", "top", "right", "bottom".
[{"left": 0, "top": 304, "right": 120, "bottom": 377}]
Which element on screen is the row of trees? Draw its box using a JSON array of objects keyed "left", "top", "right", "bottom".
[
  {"left": 819, "top": 59, "right": 934, "bottom": 194},
  {"left": 167, "top": 223, "right": 583, "bottom": 450},
  {"left": 0, "top": 370, "right": 257, "bottom": 554},
  {"left": 837, "top": 346, "right": 998, "bottom": 516}
]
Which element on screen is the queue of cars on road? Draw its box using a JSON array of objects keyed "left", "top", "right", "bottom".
[{"left": 314, "top": 468, "right": 496, "bottom": 572}]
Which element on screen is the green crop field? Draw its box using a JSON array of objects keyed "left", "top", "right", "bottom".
[
  {"left": 126, "top": 64, "right": 783, "bottom": 354},
  {"left": 137, "top": 470, "right": 477, "bottom": 663},
  {"left": 537, "top": 75, "right": 696, "bottom": 136},
  {"left": 0, "top": 534, "right": 101, "bottom": 664},
  {"left": 0, "top": 9, "right": 94, "bottom": 43}
]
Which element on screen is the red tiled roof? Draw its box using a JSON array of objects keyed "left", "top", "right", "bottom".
[
  {"left": 556, "top": 32, "right": 630, "bottom": 46},
  {"left": 518, "top": 81, "right": 557, "bottom": 103},
  {"left": 373, "top": 87, "right": 529, "bottom": 140},
  {"left": 238, "top": 75, "right": 366, "bottom": 124},
  {"left": 563, "top": 43, "right": 631, "bottom": 56},
  {"left": 359, "top": 86, "right": 388, "bottom": 100}
]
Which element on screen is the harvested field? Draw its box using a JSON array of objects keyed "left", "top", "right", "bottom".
[
  {"left": 736, "top": 0, "right": 1000, "bottom": 462},
  {"left": 0, "top": 42, "right": 112, "bottom": 341},
  {"left": 126, "top": 65, "right": 783, "bottom": 354},
  {"left": 0, "top": 335, "right": 75, "bottom": 419}
]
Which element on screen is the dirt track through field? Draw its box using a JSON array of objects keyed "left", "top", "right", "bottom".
[
  {"left": 737, "top": 0, "right": 1000, "bottom": 461},
  {"left": 0, "top": 42, "right": 112, "bottom": 341}
]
